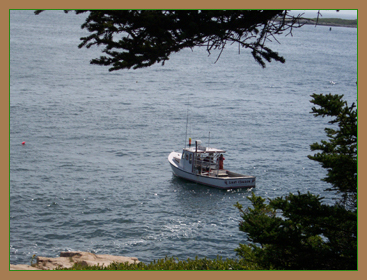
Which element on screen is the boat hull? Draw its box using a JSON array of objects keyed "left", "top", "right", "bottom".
[{"left": 168, "top": 152, "right": 255, "bottom": 189}]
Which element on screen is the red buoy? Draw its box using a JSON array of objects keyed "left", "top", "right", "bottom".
[{"left": 22, "top": 141, "right": 25, "bottom": 145}]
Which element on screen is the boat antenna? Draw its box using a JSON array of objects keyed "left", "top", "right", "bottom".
[
  {"left": 184, "top": 108, "right": 189, "bottom": 148},
  {"left": 208, "top": 131, "right": 210, "bottom": 148}
]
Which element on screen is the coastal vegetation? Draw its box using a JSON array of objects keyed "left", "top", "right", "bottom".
[
  {"left": 57, "top": 256, "right": 255, "bottom": 270},
  {"left": 232, "top": 93, "right": 357, "bottom": 270}
]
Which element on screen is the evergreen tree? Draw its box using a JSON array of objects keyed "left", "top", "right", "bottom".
[
  {"left": 308, "top": 93, "right": 357, "bottom": 208},
  {"left": 234, "top": 192, "right": 357, "bottom": 270},
  {"left": 235, "top": 94, "right": 357, "bottom": 270}
]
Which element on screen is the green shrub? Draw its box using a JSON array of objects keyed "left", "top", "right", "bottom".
[{"left": 57, "top": 256, "right": 257, "bottom": 270}]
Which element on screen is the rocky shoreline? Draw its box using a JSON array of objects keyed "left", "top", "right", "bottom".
[{"left": 10, "top": 251, "right": 139, "bottom": 270}]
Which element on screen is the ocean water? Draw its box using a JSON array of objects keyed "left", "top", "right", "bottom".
[{"left": 10, "top": 10, "right": 357, "bottom": 265}]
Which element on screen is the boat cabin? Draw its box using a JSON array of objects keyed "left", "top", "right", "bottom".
[{"left": 179, "top": 140, "right": 227, "bottom": 177}]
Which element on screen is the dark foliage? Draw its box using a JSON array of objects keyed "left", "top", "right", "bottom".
[
  {"left": 235, "top": 94, "right": 357, "bottom": 270},
  {"left": 35, "top": 10, "right": 304, "bottom": 71},
  {"left": 56, "top": 256, "right": 254, "bottom": 270},
  {"left": 235, "top": 192, "right": 357, "bottom": 270},
  {"left": 308, "top": 93, "right": 357, "bottom": 208}
]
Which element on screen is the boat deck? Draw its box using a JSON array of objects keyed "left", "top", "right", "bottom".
[
  {"left": 201, "top": 170, "right": 229, "bottom": 177},
  {"left": 200, "top": 169, "right": 255, "bottom": 179},
  {"left": 205, "top": 170, "right": 228, "bottom": 177}
]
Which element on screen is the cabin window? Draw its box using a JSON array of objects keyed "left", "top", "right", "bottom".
[
  {"left": 185, "top": 153, "right": 189, "bottom": 160},
  {"left": 189, "top": 154, "right": 192, "bottom": 164},
  {"left": 182, "top": 152, "right": 185, "bottom": 159}
]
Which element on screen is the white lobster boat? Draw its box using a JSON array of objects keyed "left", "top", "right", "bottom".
[{"left": 168, "top": 140, "right": 256, "bottom": 189}]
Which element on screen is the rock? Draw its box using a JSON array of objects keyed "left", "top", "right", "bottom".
[
  {"left": 11, "top": 251, "right": 139, "bottom": 270},
  {"left": 10, "top": 264, "right": 41, "bottom": 270}
]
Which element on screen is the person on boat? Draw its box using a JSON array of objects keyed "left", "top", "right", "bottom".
[{"left": 218, "top": 154, "right": 225, "bottom": 169}]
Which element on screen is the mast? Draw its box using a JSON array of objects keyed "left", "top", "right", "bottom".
[
  {"left": 208, "top": 131, "right": 210, "bottom": 149},
  {"left": 184, "top": 108, "right": 189, "bottom": 148}
]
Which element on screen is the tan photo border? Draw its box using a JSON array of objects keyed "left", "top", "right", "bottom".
[{"left": 3, "top": 1, "right": 364, "bottom": 280}]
